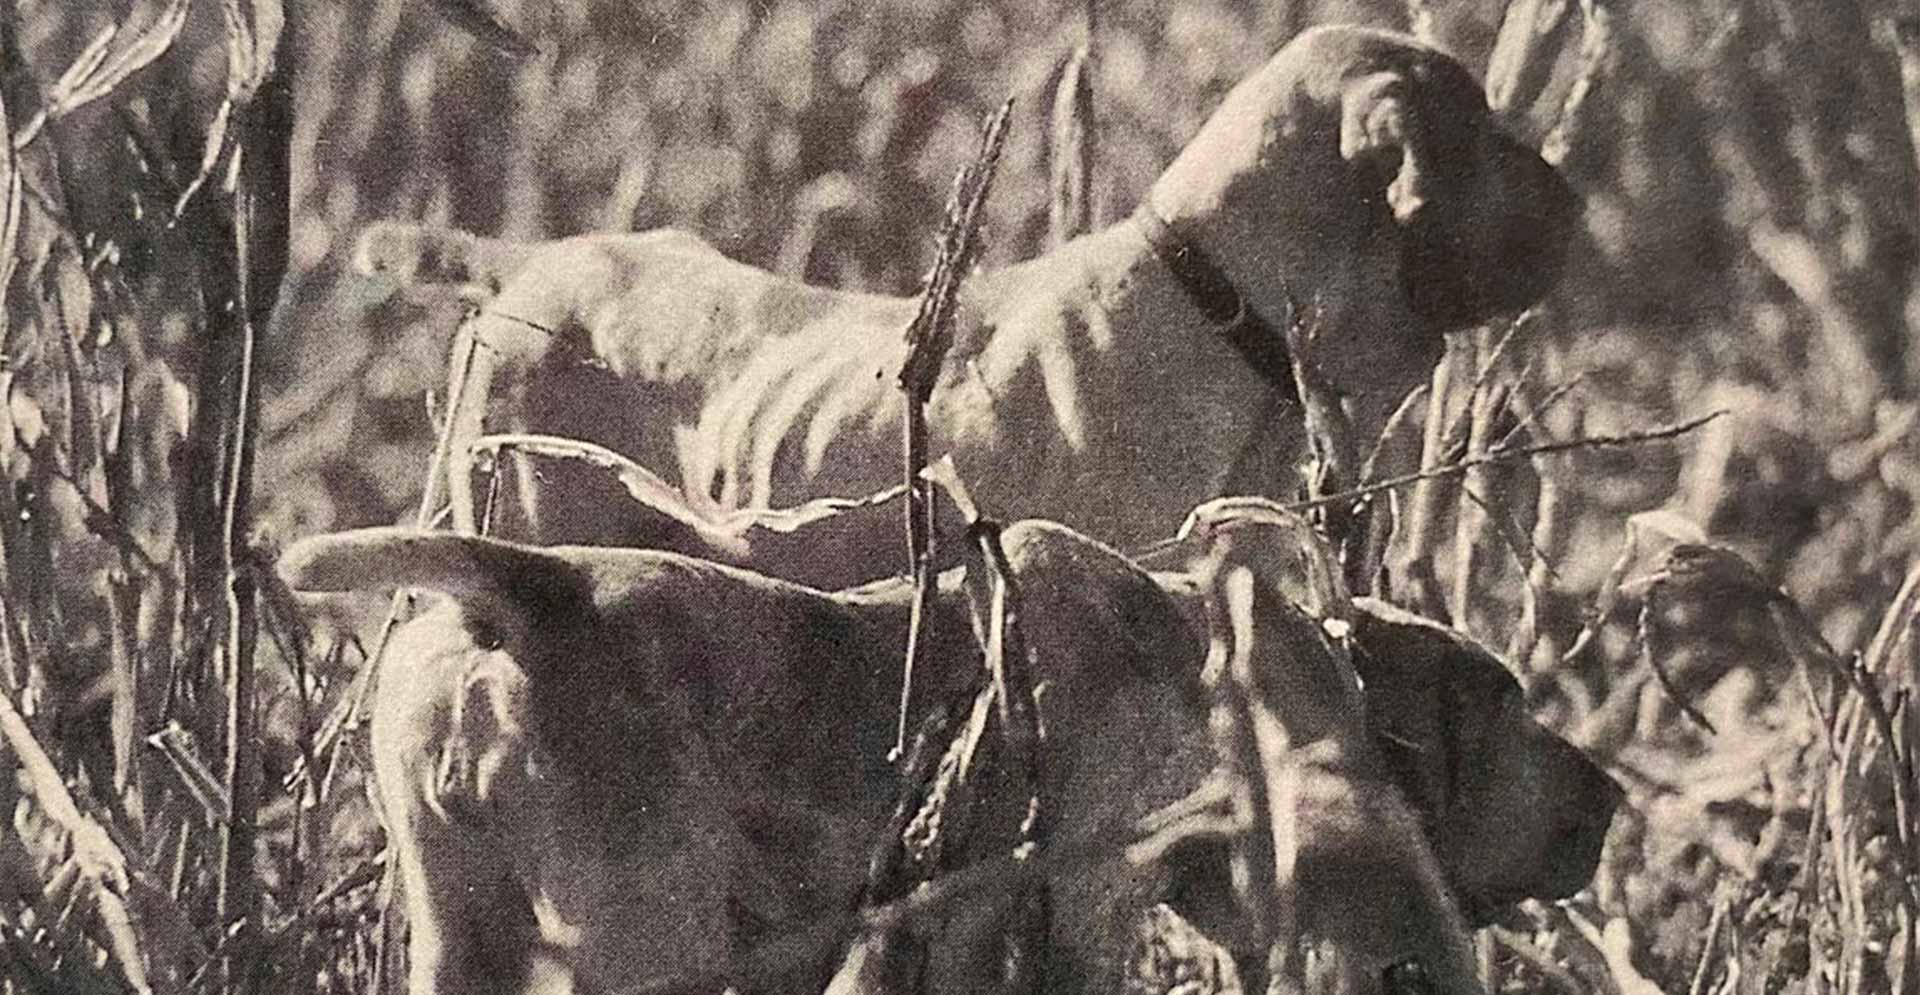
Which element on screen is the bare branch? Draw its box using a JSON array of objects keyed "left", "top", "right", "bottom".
[{"left": 1290, "top": 409, "right": 1726, "bottom": 515}]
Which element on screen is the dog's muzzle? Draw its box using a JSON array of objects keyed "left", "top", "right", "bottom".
[{"left": 1400, "top": 132, "right": 1579, "bottom": 332}]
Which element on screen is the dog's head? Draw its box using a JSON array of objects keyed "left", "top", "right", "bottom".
[
  {"left": 1149, "top": 503, "right": 1615, "bottom": 926},
  {"left": 1149, "top": 25, "right": 1578, "bottom": 429},
  {"left": 1303, "top": 27, "right": 1578, "bottom": 331},
  {"left": 1350, "top": 597, "right": 1621, "bottom": 924}
]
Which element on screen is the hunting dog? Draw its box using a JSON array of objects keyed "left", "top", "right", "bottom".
[
  {"left": 281, "top": 514, "right": 1617, "bottom": 995},
  {"left": 354, "top": 24, "right": 1577, "bottom": 590}
]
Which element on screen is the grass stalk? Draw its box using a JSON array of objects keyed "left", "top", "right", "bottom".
[{"left": 892, "top": 97, "right": 1011, "bottom": 760}]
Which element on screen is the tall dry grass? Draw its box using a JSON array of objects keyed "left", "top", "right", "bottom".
[{"left": 0, "top": 2, "right": 384, "bottom": 993}]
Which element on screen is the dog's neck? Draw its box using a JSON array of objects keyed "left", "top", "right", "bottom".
[
  {"left": 1131, "top": 202, "right": 1300, "bottom": 407},
  {"left": 1134, "top": 64, "right": 1444, "bottom": 452},
  {"left": 1130, "top": 63, "right": 1349, "bottom": 409}
]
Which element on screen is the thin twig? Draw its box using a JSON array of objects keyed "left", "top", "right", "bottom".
[
  {"left": 1048, "top": 40, "right": 1096, "bottom": 246},
  {"left": 1394, "top": 336, "right": 1465, "bottom": 617},
  {"left": 1495, "top": 373, "right": 1588, "bottom": 451},
  {"left": 10, "top": 0, "right": 191, "bottom": 152},
  {"left": 1459, "top": 482, "right": 1559, "bottom": 607},
  {"left": 1687, "top": 891, "right": 1731, "bottom": 995},
  {"left": 1439, "top": 313, "right": 1534, "bottom": 452},
  {"left": 1541, "top": 0, "right": 1614, "bottom": 167},
  {"left": 1509, "top": 455, "right": 1566, "bottom": 667},
  {"left": 1135, "top": 410, "right": 1725, "bottom": 564},
  {"left": 300, "top": 314, "right": 493, "bottom": 802},
  {"left": 1449, "top": 339, "right": 1511, "bottom": 630},
  {"left": 1780, "top": 605, "right": 1920, "bottom": 908},
  {"left": 1300, "top": 409, "right": 1725, "bottom": 511},
  {"left": 195, "top": 4, "right": 294, "bottom": 984}
]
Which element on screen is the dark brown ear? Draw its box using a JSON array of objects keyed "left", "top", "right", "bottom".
[
  {"left": 278, "top": 527, "right": 592, "bottom": 642},
  {"left": 1347, "top": 597, "right": 1621, "bottom": 922},
  {"left": 1340, "top": 71, "right": 1429, "bottom": 223},
  {"left": 990, "top": 519, "right": 1203, "bottom": 691}
]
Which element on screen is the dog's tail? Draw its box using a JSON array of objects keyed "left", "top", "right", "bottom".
[
  {"left": 279, "top": 527, "right": 592, "bottom": 623},
  {"left": 350, "top": 222, "right": 532, "bottom": 299}
]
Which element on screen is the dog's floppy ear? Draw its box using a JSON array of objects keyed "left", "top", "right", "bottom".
[
  {"left": 1348, "top": 597, "right": 1620, "bottom": 921},
  {"left": 986, "top": 518, "right": 1203, "bottom": 686},
  {"left": 1340, "top": 72, "right": 1431, "bottom": 223},
  {"left": 278, "top": 527, "right": 593, "bottom": 646}
]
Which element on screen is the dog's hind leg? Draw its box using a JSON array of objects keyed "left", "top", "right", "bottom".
[{"left": 385, "top": 803, "right": 542, "bottom": 995}]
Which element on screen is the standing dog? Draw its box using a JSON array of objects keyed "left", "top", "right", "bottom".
[
  {"left": 354, "top": 24, "right": 1577, "bottom": 590},
  {"left": 281, "top": 516, "right": 1616, "bottom": 995}
]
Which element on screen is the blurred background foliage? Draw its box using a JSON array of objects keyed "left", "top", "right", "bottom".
[{"left": 7, "top": 0, "right": 1920, "bottom": 991}]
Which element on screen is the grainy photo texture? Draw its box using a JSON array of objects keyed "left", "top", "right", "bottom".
[{"left": 0, "top": 2, "right": 1911, "bottom": 995}]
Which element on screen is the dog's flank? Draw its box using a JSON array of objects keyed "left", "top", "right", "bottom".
[
  {"left": 353, "top": 25, "right": 1578, "bottom": 591},
  {"left": 283, "top": 517, "right": 1617, "bottom": 995}
]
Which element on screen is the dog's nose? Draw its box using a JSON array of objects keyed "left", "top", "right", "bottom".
[
  {"left": 1400, "top": 132, "right": 1580, "bottom": 332},
  {"left": 1492, "top": 137, "right": 1580, "bottom": 302},
  {"left": 1539, "top": 761, "right": 1622, "bottom": 898}
]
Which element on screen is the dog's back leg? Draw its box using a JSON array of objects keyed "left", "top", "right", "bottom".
[
  {"left": 363, "top": 599, "right": 554, "bottom": 995},
  {"left": 382, "top": 777, "right": 541, "bottom": 995}
]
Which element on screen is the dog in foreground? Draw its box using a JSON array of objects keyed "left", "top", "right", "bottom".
[
  {"left": 354, "top": 24, "right": 1578, "bottom": 590},
  {"left": 282, "top": 514, "right": 1618, "bottom": 995}
]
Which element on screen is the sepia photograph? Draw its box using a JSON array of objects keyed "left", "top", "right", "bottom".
[{"left": 0, "top": 1, "right": 1910, "bottom": 994}]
